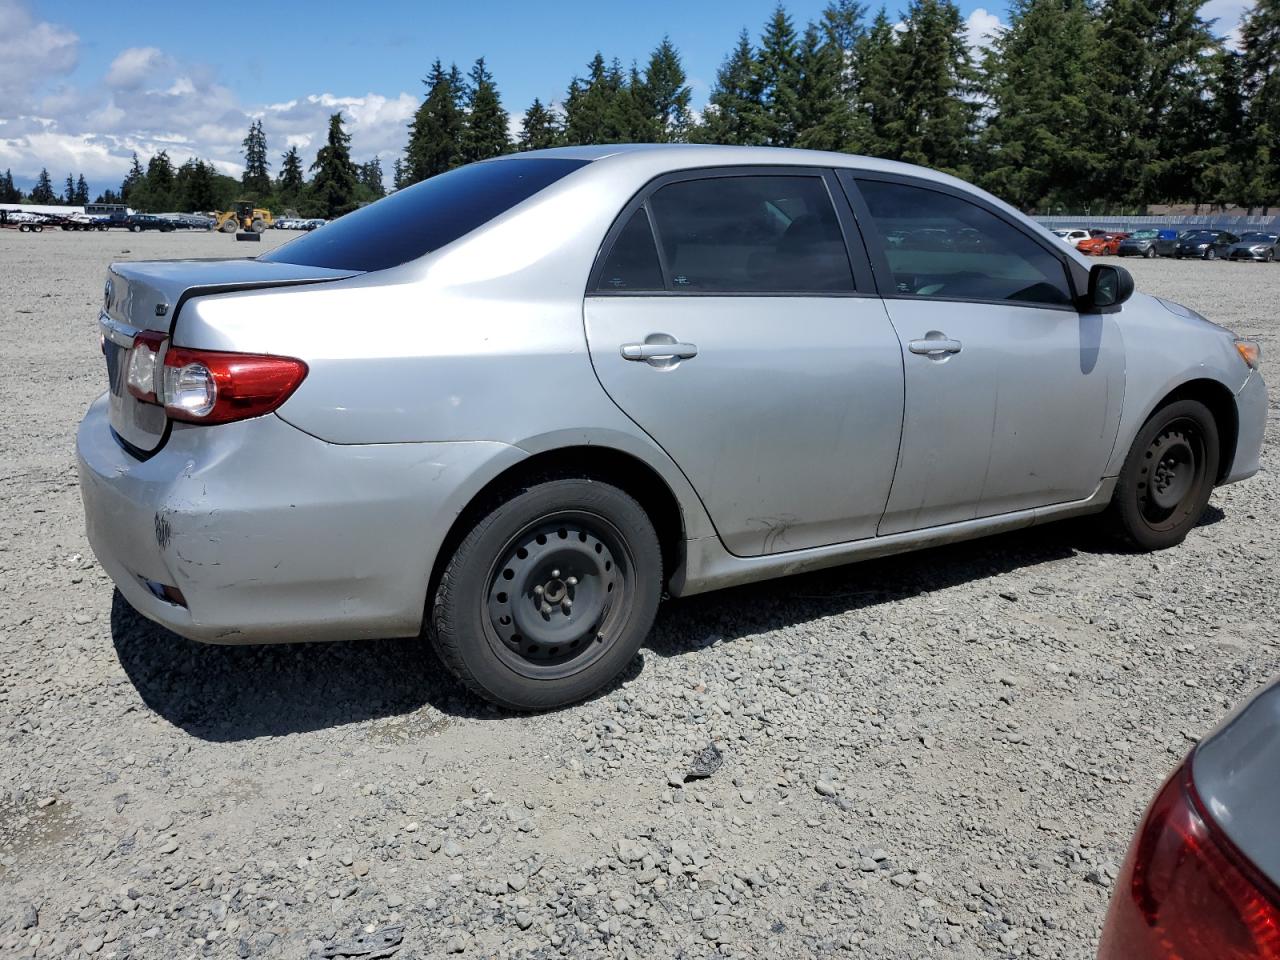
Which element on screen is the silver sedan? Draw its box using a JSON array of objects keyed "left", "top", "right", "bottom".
[{"left": 77, "top": 145, "right": 1267, "bottom": 709}]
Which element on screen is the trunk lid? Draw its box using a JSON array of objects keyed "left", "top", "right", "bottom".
[{"left": 100, "top": 258, "right": 359, "bottom": 456}]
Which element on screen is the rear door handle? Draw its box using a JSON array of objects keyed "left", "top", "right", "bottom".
[
  {"left": 908, "top": 337, "right": 963, "bottom": 356},
  {"left": 620, "top": 342, "right": 699, "bottom": 361}
]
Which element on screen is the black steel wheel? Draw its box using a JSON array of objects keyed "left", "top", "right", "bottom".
[
  {"left": 1105, "top": 399, "right": 1219, "bottom": 550},
  {"left": 431, "top": 478, "right": 662, "bottom": 710}
]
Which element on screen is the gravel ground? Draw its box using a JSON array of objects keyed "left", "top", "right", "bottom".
[{"left": 0, "top": 228, "right": 1276, "bottom": 960}]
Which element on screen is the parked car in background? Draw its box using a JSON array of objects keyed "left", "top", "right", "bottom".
[
  {"left": 121, "top": 214, "right": 176, "bottom": 233},
  {"left": 1226, "top": 232, "right": 1280, "bottom": 262},
  {"left": 1097, "top": 677, "right": 1280, "bottom": 959},
  {"left": 1174, "top": 229, "right": 1239, "bottom": 259},
  {"left": 77, "top": 145, "right": 1266, "bottom": 709},
  {"left": 1117, "top": 229, "right": 1179, "bottom": 258},
  {"left": 1053, "top": 228, "right": 1091, "bottom": 247},
  {"left": 302, "top": 218, "right": 327, "bottom": 231},
  {"left": 1076, "top": 232, "right": 1130, "bottom": 256}
]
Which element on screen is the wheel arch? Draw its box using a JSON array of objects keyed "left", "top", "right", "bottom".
[{"left": 425, "top": 440, "right": 705, "bottom": 615}]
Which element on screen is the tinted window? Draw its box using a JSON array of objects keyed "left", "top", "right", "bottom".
[
  {"left": 262, "top": 158, "right": 588, "bottom": 272},
  {"left": 858, "top": 179, "right": 1073, "bottom": 306},
  {"left": 596, "top": 206, "right": 663, "bottom": 291},
  {"left": 645, "top": 175, "right": 854, "bottom": 293}
]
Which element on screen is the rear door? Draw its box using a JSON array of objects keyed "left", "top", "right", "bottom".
[
  {"left": 584, "top": 168, "right": 905, "bottom": 557},
  {"left": 841, "top": 173, "right": 1124, "bottom": 534}
]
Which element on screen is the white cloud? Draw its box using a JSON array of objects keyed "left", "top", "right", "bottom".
[
  {"left": 965, "top": 8, "right": 1004, "bottom": 55},
  {"left": 0, "top": 0, "right": 78, "bottom": 102},
  {"left": 0, "top": 1, "right": 417, "bottom": 193},
  {"left": 105, "top": 46, "right": 169, "bottom": 89}
]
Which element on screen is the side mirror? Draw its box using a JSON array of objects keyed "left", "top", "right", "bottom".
[{"left": 1087, "top": 263, "right": 1134, "bottom": 310}]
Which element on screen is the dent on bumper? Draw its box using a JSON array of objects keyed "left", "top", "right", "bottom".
[
  {"left": 77, "top": 393, "right": 523, "bottom": 643},
  {"left": 1224, "top": 371, "right": 1267, "bottom": 485}
]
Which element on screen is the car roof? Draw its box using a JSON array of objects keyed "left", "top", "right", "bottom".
[{"left": 498, "top": 142, "right": 979, "bottom": 190}]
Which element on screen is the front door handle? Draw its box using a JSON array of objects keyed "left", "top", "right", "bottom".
[
  {"left": 620, "top": 341, "right": 699, "bottom": 362},
  {"left": 908, "top": 336, "right": 963, "bottom": 356}
]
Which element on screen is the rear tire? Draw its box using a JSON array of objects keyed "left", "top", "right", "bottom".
[
  {"left": 1205, "top": 247, "right": 1217, "bottom": 260},
  {"left": 1144, "top": 247, "right": 1156, "bottom": 258},
  {"left": 251, "top": 218, "right": 266, "bottom": 233},
  {"left": 220, "top": 219, "right": 238, "bottom": 233},
  {"left": 430, "top": 478, "right": 662, "bottom": 710},
  {"left": 1104, "top": 399, "right": 1219, "bottom": 551}
]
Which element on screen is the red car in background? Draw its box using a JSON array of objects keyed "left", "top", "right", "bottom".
[{"left": 1077, "top": 232, "right": 1130, "bottom": 256}]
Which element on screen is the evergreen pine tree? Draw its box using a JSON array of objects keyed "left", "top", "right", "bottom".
[
  {"left": 278, "top": 146, "right": 305, "bottom": 201},
  {"left": 404, "top": 59, "right": 465, "bottom": 183},
  {"left": 392, "top": 156, "right": 409, "bottom": 190},
  {"left": 241, "top": 119, "right": 272, "bottom": 197},
  {"left": 0, "top": 169, "right": 19, "bottom": 203},
  {"left": 176, "top": 159, "right": 219, "bottom": 211},
  {"left": 1240, "top": 0, "right": 1280, "bottom": 209},
  {"left": 757, "top": 5, "right": 804, "bottom": 146},
  {"left": 980, "top": 0, "right": 1097, "bottom": 210},
  {"left": 1202, "top": 50, "right": 1251, "bottom": 206},
  {"left": 1092, "top": 0, "right": 1216, "bottom": 205},
  {"left": 64, "top": 173, "right": 76, "bottom": 204},
  {"left": 308, "top": 113, "right": 360, "bottom": 218},
  {"left": 886, "top": 0, "right": 976, "bottom": 176},
  {"left": 563, "top": 53, "right": 630, "bottom": 144},
  {"left": 75, "top": 173, "right": 89, "bottom": 205},
  {"left": 144, "top": 151, "right": 175, "bottom": 211},
  {"left": 795, "top": 21, "right": 856, "bottom": 151},
  {"left": 360, "top": 157, "right": 387, "bottom": 198},
  {"left": 461, "top": 57, "right": 512, "bottom": 163},
  {"left": 518, "top": 99, "right": 561, "bottom": 150},
  {"left": 698, "top": 30, "right": 766, "bottom": 144},
  {"left": 121, "top": 153, "right": 144, "bottom": 204},
  {"left": 820, "top": 0, "right": 869, "bottom": 149},
  {"left": 31, "top": 168, "right": 56, "bottom": 204},
  {"left": 640, "top": 37, "right": 692, "bottom": 142},
  {"left": 855, "top": 10, "right": 904, "bottom": 159}
]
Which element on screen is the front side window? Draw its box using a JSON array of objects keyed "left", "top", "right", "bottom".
[
  {"left": 640, "top": 175, "right": 855, "bottom": 293},
  {"left": 857, "top": 179, "right": 1074, "bottom": 307}
]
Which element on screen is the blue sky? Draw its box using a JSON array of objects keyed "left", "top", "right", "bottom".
[{"left": 1, "top": 0, "right": 1253, "bottom": 195}]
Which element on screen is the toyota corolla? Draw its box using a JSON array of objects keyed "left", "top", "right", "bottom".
[{"left": 77, "top": 145, "right": 1267, "bottom": 710}]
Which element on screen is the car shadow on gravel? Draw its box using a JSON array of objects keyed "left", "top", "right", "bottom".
[
  {"left": 644, "top": 511, "right": 1223, "bottom": 659},
  {"left": 110, "top": 509, "right": 1227, "bottom": 736},
  {"left": 109, "top": 591, "right": 503, "bottom": 740}
]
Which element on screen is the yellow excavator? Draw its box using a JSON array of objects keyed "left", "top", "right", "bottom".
[{"left": 213, "top": 201, "right": 273, "bottom": 234}]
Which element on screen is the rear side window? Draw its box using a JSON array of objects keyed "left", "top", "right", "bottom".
[
  {"left": 596, "top": 207, "right": 664, "bottom": 291},
  {"left": 859, "top": 179, "right": 1073, "bottom": 306},
  {"left": 630, "top": 175, "right": 854, "bottom": 293},
  {"left": 262, "top": 158, "right": 588, "bottom": 272}
]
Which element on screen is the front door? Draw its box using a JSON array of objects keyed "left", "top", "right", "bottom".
[
  {"left": 584, "top": 170, "right": 905, "bottom": 557},
  {"left": 847, "top": 175, "right": 1124, "bottom": 535}
]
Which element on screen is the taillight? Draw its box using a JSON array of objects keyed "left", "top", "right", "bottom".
[
  {"left": 1099, "top": 762, "right": 1280, "bottom": 959},
  {"left": 125, "top": 335, "right": 307, "bottom": 425}
]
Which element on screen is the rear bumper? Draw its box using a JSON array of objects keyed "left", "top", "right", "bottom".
[
  {"left": 77, "top": 393, "right": 522, "bottom": 643},
  {"left": 1223, "top": 371, "right": 1267, "bottom": 485}
]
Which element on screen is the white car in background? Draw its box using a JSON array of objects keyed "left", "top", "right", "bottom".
[{"left": 1052, "top": 228, "right": 1090, "bottom": 247}]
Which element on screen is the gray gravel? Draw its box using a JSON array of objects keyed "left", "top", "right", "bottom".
[{"left": 1, "top": 229, "right": 1277, "bottom": 960}]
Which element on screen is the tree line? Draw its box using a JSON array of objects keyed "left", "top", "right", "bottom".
[
  {"left": 5, "top": 0, "right": 1277, "bottom": 215},
  {"left": 397, "top": 0, "right": 1280, "bottom": 211}
]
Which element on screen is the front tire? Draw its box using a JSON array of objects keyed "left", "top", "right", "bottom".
[
  {"left": 431, "top": 478, "right": 662, "bottom": 710},
  {"left": 1105, "top": 399, "right": 1219, "bottom": 551}
]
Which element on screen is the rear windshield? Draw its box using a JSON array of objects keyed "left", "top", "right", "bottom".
[{"left": 261, "top": 158, "right": 589, "bottom": 272}]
